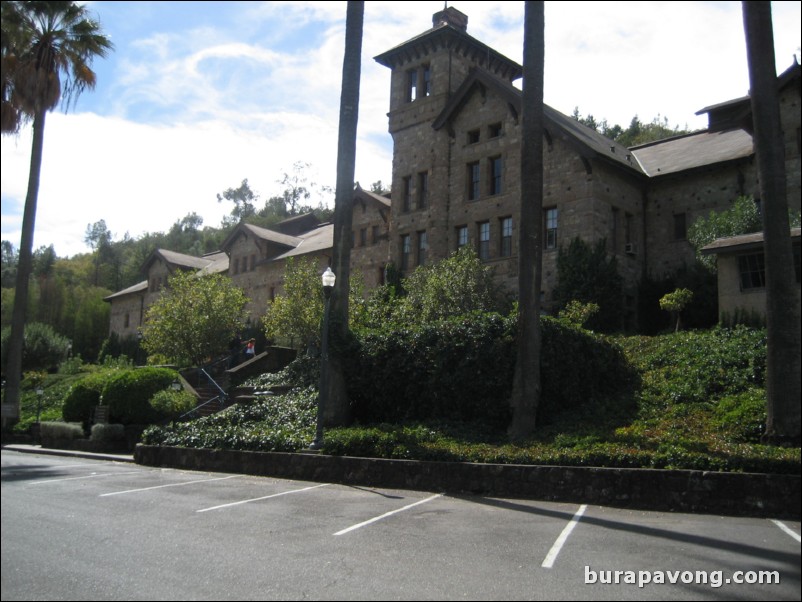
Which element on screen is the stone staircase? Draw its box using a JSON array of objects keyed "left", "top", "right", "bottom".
[{"left": 179, "top": 347, "right": 297, "bottom": 420}]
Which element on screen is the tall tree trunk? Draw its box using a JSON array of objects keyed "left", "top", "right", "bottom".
[
  {"left": 2, "top": 110, "right": 46, "bottom": 429},
  {"left": 322, "top": 0, "right": 363, "bottom": 427},
  {"left": 509, "top": 1, "right": 545, "bottom": 441},
  {"left": 742, "top": 1, "right": 801, "bottom": 445}
]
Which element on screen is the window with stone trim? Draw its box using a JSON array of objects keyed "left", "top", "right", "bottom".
[
  {"left": 401, "top": 234, "right": 411, "bottom": 270},
  {"left": 417, "top": 231, "right": 428, "bottom": 266},
  {"left": 456, "top": 225, "right": 468, "bottom": 249},
  {"left": 500, "top": 217, "right": 513, "bottom": 257},
  {"left": 490, "top": 156, "right": 503, "bottom": 196},
  {"left": 468, "top": 162, "right": 481, "bottom": 201},
  {"left": 478, "top": 221, "right": 490, "bottom": 260},
  {"left": 545, "top": 207, "right": 558, "bottom": 250},
  {"left": 417, "top": 171, "right": 429, "bottom": 209},
  {"left": 402, "top": 176, "right": 412, "bottom": 212}
]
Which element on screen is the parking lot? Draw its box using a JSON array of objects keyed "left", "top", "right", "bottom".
[{"left": 2, "top": 449, "right": 800, "bottom": 600}]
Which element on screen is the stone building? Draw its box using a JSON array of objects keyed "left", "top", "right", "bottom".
[
  {"left": 375, "top": 6, "right": 800, "bottom": 320},
  {"left": 105, "top": 6, "right": 801, "bottom": 340},
  {"left": 105, "top": 186, "right": 390, "bottom": 337}
]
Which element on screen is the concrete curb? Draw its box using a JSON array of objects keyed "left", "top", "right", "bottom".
[
  {"left": 134, "top": 444, "right": 801, "bottom": 519},
  {"left": 3, "top": 444, "right": 135, "bottom": 463}
]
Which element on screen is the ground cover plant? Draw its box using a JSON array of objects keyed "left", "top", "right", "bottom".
[{"left": 140, "top": 320, "right": 799, "bottom": 475}]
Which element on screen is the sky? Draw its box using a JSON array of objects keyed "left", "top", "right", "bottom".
[{"left": 1, "top": 1, "right": 800, "bottom": 259}]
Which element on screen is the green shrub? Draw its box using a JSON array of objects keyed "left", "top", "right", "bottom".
[
  {"left": 62, "top": 383, "right": 101, "bottom": 426},
  {"left": 102, "top": 367, "right": 179, "bottom": 425},
  {"left": 624, "top": 326, "right": 766, "bottom": 406},
  {"left": 345, "top": 312, "right": 637, "bottom": 428},
  {"left": 40, "top": 421, "right": 84, "bottom": 447},
  {"left": 150, "top": 389, "right": 197, "bottom": 420},
  {"left": 713, "top": 389, "right": 767, "bottom": 443},
  {"left": 142, "top": 386, "right": 317, "bottom": 451},
  {"left": 90, "top": 423, "right": 126, "bottom": 445}
]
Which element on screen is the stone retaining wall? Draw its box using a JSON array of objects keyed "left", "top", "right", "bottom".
[{"left": 135, "top": 445, "right": 800, "bottom": 519}]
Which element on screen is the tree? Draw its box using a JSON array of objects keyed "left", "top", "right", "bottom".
[
  {"left": 509, "top": 1, "right": 545, "bottom": 442},
  {"left": 1, "top": 1, "right": 112, "bottom": 427},
  {"left": 217, "top": 178, "right": 258, "bottom": 225},
  {"left": 141, "top": 271, "right": 248, "bottom": 367},
  {"left": 262, "top": 257, "right": 365, "bottom": 349},
  {"left": 687, "top": 195, "right": 763, "bottom": 271},
  {"left": 742, "top": 1, "right": 801, "bottom": 445},
  {"left": 320, "top": 0, "right": 364, "bottom": 429},
  {"left": 84, "top": 218, "right": 112, "bottom": 285},
  {"left": 554, "top": 237, "right": 624, "bottom": 333},
  {"left": 659, "top": 288, "right": 694, "bottom": 332},
  {"left": 399, "top": 247, "right": 502, "bottom": 323}
]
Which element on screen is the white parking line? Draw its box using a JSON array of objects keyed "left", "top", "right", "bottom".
[
  {"left": 196, "top": 483, "right": 329, "bottom": 513},
  {"left": 29, "top": 470, "right": 143, "bottom": 485},
  {"left": 541, "top": 504, "right": 587, "bottom": 568},
  {"left": 100, "top": 475, "right": 242, "bottom": 497},
  {"left": 771, "top": 519, "right": 802, "bottom": 543},
  {"left": 334, "top": 493, "right": 443, "bottom": 536}
]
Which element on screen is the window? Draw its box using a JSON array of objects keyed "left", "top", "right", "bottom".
[
  {"left": 372, "top": 225, "right": 380, "bottom": 245},
  {"left": 417, "top": 171, "right": 429, "bottom": 209},
  {"left": 489, "top": 122, "right": 503, "bottom": 138},
  {"left": 468, "top": 162, "right": 481, "bottom": 201},
  {"left": 501, "top": 217, "right": 513, "bottom": 257},
  {"left": 478, "top": 222, "right": 490, "bottom": 260},
  {"left": 406, "top": 69, "right": 417, "bottom": 102},
  {"left": 739, "top": 253, "right": 765, "bottom": 290},
  {"left": 490, "top": 156, "right": 503, "bottom": 195},
  {"left": 545, "top": 208, "right": 558, "bottom": 249},
  {"left": 233, "top": 257, "right": 239, "bottom": 275},
  {"left": 124, "top": 313, "right": 130, "bottom": 328},
  {"left": 457, "top": 226, "right": 468, "bottom": 249},
  {"left": 360, "top": 228, "right": 367, "bottom": 247},
  {"left": 422, "top": 64, "right": 431, "bottom": 97},
  {"left": 401, "top": 234, "right": 411, "bottom": 270},
  {"left": 250, "top": 255, "right": 256, "bottom": 271},
  {"left": 625, "top": 212, "right": 633, "bottom": 246},
  {"left": 417, "top": 231, "right": 428, "bottom": 266},
  {"left": 402, "top": 176, "right": 412, "bottom": 212},
  {"left": 673, "top": 213, "right": 687, "bottom": 241},
  {"left": 467, "top": 129, "right": 480, "bottom": 144}
]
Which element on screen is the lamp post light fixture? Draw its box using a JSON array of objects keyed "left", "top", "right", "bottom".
[{"left": 310, "top": 267, "right": 336, "bottom": 450}]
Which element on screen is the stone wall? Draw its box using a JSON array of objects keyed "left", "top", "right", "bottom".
[{"left": 135, "top": 445, "right": 801, "bottom": 519}]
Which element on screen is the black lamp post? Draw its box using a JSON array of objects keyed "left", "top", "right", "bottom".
[{"left": 311, "top": 267, "right": 336, "bottom": 450}]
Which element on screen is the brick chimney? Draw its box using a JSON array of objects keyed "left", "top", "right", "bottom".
[{"left": 432, "top": 6, "right": 468, "bottom": 32}]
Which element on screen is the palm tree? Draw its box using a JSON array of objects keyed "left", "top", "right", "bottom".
[
  {"left": 742, "top": 1, "right": 801, "bottom": 445},
  {"left": 509, "top": 1, "right": 545, "bottom": 441},
  {"left": 319, "top": 0, "right": 364, "bottom": 430},
  {"left": 1, "top": 1, "right": 112, "bottom": 428}
]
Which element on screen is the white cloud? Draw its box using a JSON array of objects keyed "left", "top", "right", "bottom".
[{"left": 2, "top": 0, "right": 800, "bottom": 259}]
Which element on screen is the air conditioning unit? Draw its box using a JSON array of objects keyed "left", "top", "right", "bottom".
[{"left": 625, "top": 243, "right": 637, "bottom": 255}]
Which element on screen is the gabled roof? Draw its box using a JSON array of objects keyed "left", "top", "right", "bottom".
[
  {"left": 374, "top": 9, "right": 522, "bottom": 82},
  {"left": 701, "top": 227, "right": 801, "bottom": 255},
  {"left": 103, "top": 279, "right": 148, "bottom": 302},
  {"left": 630, "top": 128, "right": 754, "bottom": 177},
  {"left": 271, "top": 223, "right": 333, "bottom": 261},
  {"left": 142, "top": 248, "right": 225, "bottom": 274},
  {"left": 220, "top": 222, "right": 302, "bottom": 253},
  {"left": 432, "top": 69, "right": 643, "bottom": 176},
  {"left": 354, "top": 183, "right": 391, "bottom": 210}
]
